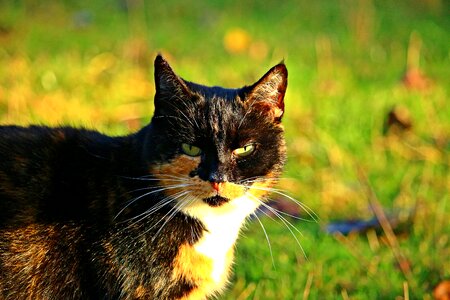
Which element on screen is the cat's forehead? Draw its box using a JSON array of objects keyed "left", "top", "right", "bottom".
[
  {"left": 188, "top": 84, "right": 246, "bottom": 121},
  {"left": 180, "top": 84, "right": 248, "bottom": 143},
  {"left": 186, "top": 82, "right": 243, "bottom": 102}
]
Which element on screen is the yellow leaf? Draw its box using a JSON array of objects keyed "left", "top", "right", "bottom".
[{"left": 223, "top": 28, "right": 251, "bottom": 54}]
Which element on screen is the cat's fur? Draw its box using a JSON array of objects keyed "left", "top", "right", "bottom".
[{"left": 0, "top": 55, "right": 287, "bottom": 299}]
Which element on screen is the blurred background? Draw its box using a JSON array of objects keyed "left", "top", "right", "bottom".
[{"left": 0, "top": 0, "right": 449, "bottom": 299}]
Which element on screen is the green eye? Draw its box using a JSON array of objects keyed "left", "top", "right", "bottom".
[
  {"left": 181, "top": 143, "right": 202, "bottom": 157},
  {"left": 233, "top": 144, "right": 256, "bottom": 157}
]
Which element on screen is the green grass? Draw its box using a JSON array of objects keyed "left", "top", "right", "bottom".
[{"left": 0, "top": 0, "right": 449, "bottom": 299}]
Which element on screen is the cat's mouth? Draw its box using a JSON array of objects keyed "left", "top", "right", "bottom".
[{"left": 203, "top": 195, "right": 230, "bottom": 207}]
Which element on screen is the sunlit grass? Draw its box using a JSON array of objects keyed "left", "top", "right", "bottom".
[{"left": 0, "top": 0, "right": 448, "bottom": 298}]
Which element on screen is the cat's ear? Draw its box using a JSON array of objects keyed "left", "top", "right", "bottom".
[
  {"left": 245, "top": 63, "right": 287, "bottom": 123},
  {"left": 153, "top": 55, "right": 192, "bottom": 114}
]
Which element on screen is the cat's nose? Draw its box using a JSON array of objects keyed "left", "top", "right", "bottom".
[
  {"left": 208, "top": 171, "right": 226, "bottom": 184},
  {"left": 197, "top": 157, "right": 227, "bottom": 183},
  {"left": 211, "top": 182, "right": 222, "bottom": 192}
]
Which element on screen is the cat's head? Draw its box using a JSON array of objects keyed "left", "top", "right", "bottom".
[{"left": 146, "top": 55, "right": 287, "bottom": 218}]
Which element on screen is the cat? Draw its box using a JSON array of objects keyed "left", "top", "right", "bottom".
[{"left": 0, "top": 55, "right": 287, "bottom": 299}]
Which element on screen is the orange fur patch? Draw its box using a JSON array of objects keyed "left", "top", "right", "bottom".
[
  {"left": 172, "top": 243, "right": 234, "bottom": 299},
  {"left": 1, "top": 224, "right": 88, "bottom": 298},
  {"left": 219, "top": 182, "right": 245, "bottom": 200},
  {"left": 2, "top": 224, "right": 55, "bottom": 297},
  {"left": 150, "top": 155, "right": 200, "bottom": 197},
  {"left": 134, "top": 285, "right": 148, "bottom": 298},
  {"left": 4, "top": 224, "right": 53, "bottom": 264},
  {"left": 172, "top": 243, "right": 212, "bottom": 282},
  {"left": 151, "top": 155, "right": 247, "bottom": 202},
  {"left": 152, "top": 155, "right": 200, "bottom": 181}
]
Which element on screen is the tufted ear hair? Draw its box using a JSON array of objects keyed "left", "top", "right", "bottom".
[
  {"left": 153, "top": 55, "right": 193, "bottom": 115},
  {"left": 245, "top": 63, "right": 287, "bottom": 123}
]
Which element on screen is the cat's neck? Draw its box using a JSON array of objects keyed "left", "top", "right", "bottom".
[{"left": 182, "top": 194, "right": 259, "bottom": 283}]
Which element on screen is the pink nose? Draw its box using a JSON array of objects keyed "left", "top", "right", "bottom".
[{"left": 211, "top": 182, "right": 221, "bottom": 192}]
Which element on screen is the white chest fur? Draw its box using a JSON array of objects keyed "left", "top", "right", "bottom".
[{"left": 182, "top": 194, "right": 259, "bottom": 283}]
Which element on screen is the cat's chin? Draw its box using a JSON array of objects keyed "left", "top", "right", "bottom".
[{"left": 202, "top": 195, "right": 230, "bottom": 207}]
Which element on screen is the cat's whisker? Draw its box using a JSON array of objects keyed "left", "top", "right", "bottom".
[
  {"left": 132, "top": 173, "right": 194, "bottom": 185},
  {"left": 124, "top": 202, "right": 171, "bottom": 227},
  {"left": 243, "top": 178, "right": 287, "bottom": 186},
  {"left": 155, "top": 173, "right": 192, "bottom": 180},
  {"left": 114, "top": 184, "right": 193, "bottom": 220},
  {"left": 122, "top": 191, "right": 191, "bottom": 240},
  {"left": 125, "top": 190, "right": 188, "bottom": 224},
  {"left": 121, "top": 176, "right": 188, "bottom": 183},
  {"left": 242, "top": 176, "right": 310, "bottom": 188},
  {"left": 121, "top": 180, "right": 193, "bottom": 196},
  {"left": 254, "top": 201, "right": 308, "bottom": 223},
  {"left": 137, "top": 173, "right": 189, "bottom": 180},
  {"left": 124, "top": 191, "right": 190, "bottom": 230},
  {"left": 281, "top": 210, "right": 314, "bottom": 222},
  {"left": 254, "top": 203, "right": 280, "bottom": 224},
  {"left": 146, "top": 191, "right": 190, "bottom": 216},
  {"left": 150, "top": 194, "right": 194, "bottom": 242},
  {"left": 248, "top": 194, "right": 308, "bottom": 259},
  {"left": 253, "top": 211, "right": 275, "bottom": 268},
  {"left": 255, "top": 198, "right": 305, "bottom": 237},
  {"left": 140, "top": 193, "right": 193, "bottom": 241},
  {"left": 149, "top": 196, "right": 187, "bottom": 231},
  {"left": 239, "top": 176, "right": 319, "bottom": 222},
  {"left": 266, "top": 205, "right": 316, "bottom": 222},
  {"left": 237, "top": 176, "right": 267, "bottom": 185},
  {"left": 247, "top": 185, "right": 319, "bottom": 222},
  {"left": 122, "top": 173, "right": 190, "bottom": 182}
]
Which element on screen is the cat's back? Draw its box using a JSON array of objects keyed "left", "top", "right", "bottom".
[
  {"left": 0, "top": 125, "right": 94, "bottom": 160},
  {"left": 0, "top": 125, "right": 70, "bottom": 208},
  {"left": 0, "top": 125, "right": 108, "bottom": 189},
  {"left": 0, "top": 125, "right": 57, "bottom": 155},
  {"left": 0, "top": 125, "right": 126, "bottom": 226},
  {"left": 0, "top": 124, "right": 110, "bottom": 153}
]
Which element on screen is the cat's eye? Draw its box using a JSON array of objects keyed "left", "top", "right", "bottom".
[
  {"left": 181, "top": 143, "right": 202, "bottom": 157},
  {"left": 233, "top": 144, "right": 256, "bottom": 158}
]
